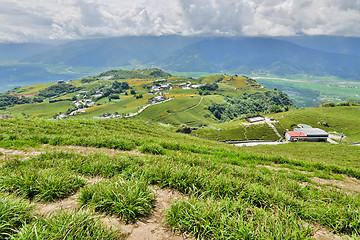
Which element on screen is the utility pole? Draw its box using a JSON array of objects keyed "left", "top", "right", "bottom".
[{"left": 339, "top": 132, "right": 344, "bottom": 144}]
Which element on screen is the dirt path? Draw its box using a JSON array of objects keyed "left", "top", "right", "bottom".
[
  {"left": 0, "top": 147, "right": 43, "bottom": 161},
  {"left": 265, "top": 117, "right": 282, "bottom": 139},
  {"left": 180, "top": 97, "right": 203, "bottom": 113}
]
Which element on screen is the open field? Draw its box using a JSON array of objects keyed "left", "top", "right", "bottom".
[
  {"left": 134, "top": 95, "right": 224, "bottom": 126},
  {"left": 3, "top": 101, "right": 72, "bottom": 118},
  {"left": 0, "top": 117, "right": 359, "bottom": 239}
]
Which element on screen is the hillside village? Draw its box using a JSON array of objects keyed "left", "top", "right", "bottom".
[{"left": 1, "top": 68, "right": 359, "bottom": 145}]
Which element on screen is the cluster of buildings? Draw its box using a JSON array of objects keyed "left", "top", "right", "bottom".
[
  {"left": 177, "top": 81, "right": 202, "bottom": 90},
  {"left": 148, "top": 96, "right": 166, "bottom": 104},
  {"left": 149, "top": 83, "right": 172, "bottom": 94},
  {"left": 72, "top": 99, "right": 95, "bottom": 108}
]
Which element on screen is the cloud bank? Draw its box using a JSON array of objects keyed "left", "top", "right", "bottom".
[{"left": 1, "top": 0, "right": 360, "bottom": 42}]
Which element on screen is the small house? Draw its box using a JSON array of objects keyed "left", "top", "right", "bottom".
[{"left": 245, "top": 116, "right": 265, "bottom": 123}]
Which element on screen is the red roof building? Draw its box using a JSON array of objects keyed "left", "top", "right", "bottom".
[{"left": 285, "top": 131, "right": 307, "bottom": 141}]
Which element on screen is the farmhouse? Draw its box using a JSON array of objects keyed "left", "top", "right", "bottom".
[{"left": 285, "top": 124, "right": 328, "bottom": 142}]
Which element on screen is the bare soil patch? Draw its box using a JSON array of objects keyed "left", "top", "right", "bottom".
[
  {"left": 34, "top": 177, "right": 105, "bottom": 216},
  {"left": 33, "top": 172, "right": 192, "bottom": 240},
  {"left": 312, "top": 176, "right": 360, "bottom": 193},
  {"left": 312, "top": 225, "right": 352, "bottom": 240},
  {"left": 35, "top": 192, "right": 80, "bottom": 216},
  {"left": 0, "top": 147, "right": 43, "bottom": 161},
  {"left": 117, "top": 187, "right": 193, "bottom": 240}
]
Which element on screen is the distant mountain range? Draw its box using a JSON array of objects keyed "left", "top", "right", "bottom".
[{"left": 0, "top": 35, "right": 359, "bottom": 92}]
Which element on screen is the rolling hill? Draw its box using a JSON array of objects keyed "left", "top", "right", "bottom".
[
  {"left": 1, "top": 35, "right": 360, "bottom": 93},
  {"left": 0, "top": 69, "right": 296, "bottom": 127}
]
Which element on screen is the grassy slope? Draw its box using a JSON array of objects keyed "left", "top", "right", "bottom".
[
  {"left": 6, "top": 101, "right": 72, "bottom": 118},
  {"left": 269, "top": 106, "right": 360, "bottom": 142},
  {"left": 134, "top": 95, "right": 224, "bottom": 126},
  {"left": 0, "top": 118, "right": 359, "bottom": 239},
  {"left": 241, "top": 142, "right": 360, "bottom": 171},
  {"left": 193, "top": 105, "right": 360, "bottom": 142},
  {"left": 191, "top": 121, "right": 279, "bottom": 141}
]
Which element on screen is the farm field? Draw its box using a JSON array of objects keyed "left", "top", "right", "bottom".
[
  {"left": 254, "top": 75, "right": 360, "bottom": 107},
  {"left": 0, "top": 118, "right": 359, "bottom": 239}
]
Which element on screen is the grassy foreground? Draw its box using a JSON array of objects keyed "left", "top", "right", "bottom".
[{"left": 0, "top": 117, "right": 359, "bottom": 239}]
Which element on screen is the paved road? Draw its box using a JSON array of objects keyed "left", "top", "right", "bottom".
[{"left": 265, "top": 117, "right": 282, "bottom": 139}]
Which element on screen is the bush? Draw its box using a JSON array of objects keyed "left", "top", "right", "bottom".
[
  {"left": 109, "top": 94, "right": 120, "bottom": 99},
  {"left": 321, "top": 102, "right": 336, "bottom": 107}
]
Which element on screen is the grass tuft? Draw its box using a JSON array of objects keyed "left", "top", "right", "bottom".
[
  {"left": 80, "top": 178, "right": 155, "bottom": 223},
  {"left": 0, "top": 195, "right": 34, "bottom": 238},
  {"left": 166, "top": 197, "right": 312, "bottom": 239},
  {"left": 0, "top": 168, "right": 85, "bottom": 202},
  {"left": 140, "top": 143, "right": 166, "bottom": 155},
  {"left": 12, "top": 209, "right": 120, "bottom": 239}
]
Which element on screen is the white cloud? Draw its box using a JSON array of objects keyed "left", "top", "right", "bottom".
[{"left": 0, "top": 0, "right": 359, "bottom": 42}]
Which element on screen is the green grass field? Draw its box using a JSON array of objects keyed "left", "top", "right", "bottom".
[
  {"left": 134, "top": 95, "right": 224, "bottom": 126},
  {"left": 5, "top": 101, "right": 72, "bottom": 118},
  {"left": 269, "top": 106, "right": 360, "bottom": 142},
  {"left": 192, "top": 105, "right": 360, "bottom": 143}
]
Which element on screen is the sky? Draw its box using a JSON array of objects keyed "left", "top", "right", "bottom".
[{"left": 1, "top": 0, "right": 360, "bottom": 43}]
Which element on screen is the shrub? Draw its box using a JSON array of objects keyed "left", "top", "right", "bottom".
[{"left": 321, "top": 102, "right": 336, "bottom": 107}]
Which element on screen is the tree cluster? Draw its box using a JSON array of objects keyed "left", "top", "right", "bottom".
[
  {"left": 199, "top": 83, "right": 219, "bottom": 91},
  {"left": 96, "top": 81, "right": 130, "bottom": 100},
  {"left": 0, "top": 94, "right": 31, "bottom": 109},
  {"left": 99, "top": 68, "right": 171, "bottom": 80},
  {"left": 208, "top": 90, "right": 295, "bottom": 122},
  {"left": 38, "top": 83, "right": 81, "bottom": 98}
]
